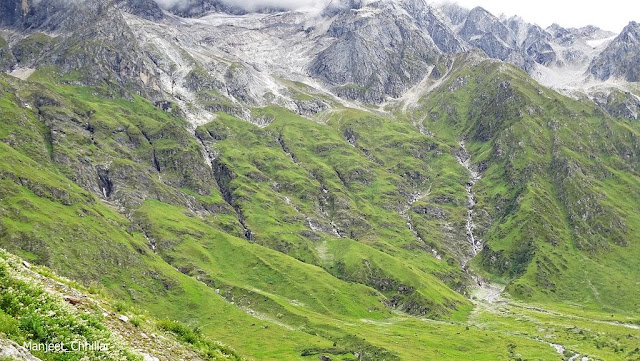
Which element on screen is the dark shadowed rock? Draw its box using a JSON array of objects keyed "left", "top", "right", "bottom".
[
  {"left": 121, "top": 0, "right": 165, "bottom": 20},
  {"left": 0, "top": 35, "right": 16, "bottom": 71}
]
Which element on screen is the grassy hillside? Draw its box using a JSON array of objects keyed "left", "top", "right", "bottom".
[
  {"left": 0, "top": 52, "right": 639, "bottom": 361},
  {"left": 0, "top": 248, "right": 242, "bottom": 361},
  {"left": 411, "top": 56, "right": 640, "bottom": 314}
]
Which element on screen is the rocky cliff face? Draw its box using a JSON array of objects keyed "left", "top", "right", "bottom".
[
  {"left": 458, "top": 7, "right": 516, "bottom": 61},
  {"left": 396, "top": 0, "right": 465, "bottom": 53},
  {"left": 157, "top": 0, "right": 291, "bottom": 17},
  {"left": 121, "top": 0, "right": 165, "bottom": 20},
  {"left": 445, "top": 7, "right": 563, "bottom": 71},
  {"left": 0, "top": 0, "right": 91, "bottom": 30},
  {"left": 160, "top": 0, "right": 247, "bottom": 17},
  {"left": 0, "top": 0, "right": 21, "bottom": 27},
  {"left": 505, "top": 17, "right": 556, "bottom": 69},
  {"left": 589, "top": 21, "right": 640, "bottom": 82},
  {"left": 0, "top": 0, "right": 637, "bottom": 110},
  {"left": 310, "top": 1, "right": 442, "bottom": 103},
  {"left": 0, "top": 0, "right": 151, "bottom": 32},
  {"left": 1, "top": 0, "right": 161, "bottom": 97},
  {"left": 438, "top": 2, "right": 469, "bottom": 28},
  {"left": 0, "top": 35, "right": 15, "bottom": 72},
  {"left": 438, "top": 6, "right": 621, "bottom": 80}
]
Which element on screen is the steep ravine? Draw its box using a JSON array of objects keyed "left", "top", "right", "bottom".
[
  {"left": 195, "top": 132, "right": 254, "bottom": 241},
  {"left": 456, "top": 141, "right": 483, "bottom": 267},
  {"left": 455, "top": 145, "right": 588, "bottom": 359},
  {"left": 455, "top": 141, "right": 507, "bottom": 304}
]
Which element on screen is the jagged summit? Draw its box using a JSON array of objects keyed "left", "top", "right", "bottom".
[
  {"left": 1, "top": 0, "right": 637, "bottom": 113},
  {"left": 312, "top": 3, "right": 432, "bottom": 103},
  {"left": 158, "top": 0, "right": 262, "bottom": 17},
  {"left": 589, "top": 21, "right": 640, "bottom": 82},
  {"left": 0, "top": 0, "right": 165, "bottom": 30}
]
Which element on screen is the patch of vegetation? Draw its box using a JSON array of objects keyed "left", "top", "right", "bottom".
[
  {"left": 158, "top": 319, "right": 243, "bottom": 361},
  {"left": 414, "top": 56, "right": 640, "bottom": 314},
  {"left": 0, "top": 252, "right": 140, "bottom": 361}
]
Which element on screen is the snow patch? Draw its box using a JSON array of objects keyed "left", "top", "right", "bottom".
[{"left": 586, "top": 36, "right": 615, "bottom": 48}]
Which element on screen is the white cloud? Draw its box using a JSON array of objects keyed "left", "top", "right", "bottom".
[
  {"left": 218, "top": 0, "right": 333, "bottom": 12},
  {"left": 152, "top": 0, "right": 187, "bottom": 9},
  {"left": 152, "top": 0, "right": 638, "bottom": 33},
  {"left": 153, "top": 0, "right": 334, "bottom": 12}
]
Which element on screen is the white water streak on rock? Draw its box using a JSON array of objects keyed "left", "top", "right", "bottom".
[{"left": 456, "top": 140, "right": 482, "bottom": 266}]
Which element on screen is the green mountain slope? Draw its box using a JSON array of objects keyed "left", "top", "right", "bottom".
[
  {"left": 0, "top": 50, "right": 639, "bottom": 361},
  {"left": 0, "top": 248, "right": 243, "bottom": 361},
  {"left": 411, "top": 55, "right": 640, "bottom": 313}
]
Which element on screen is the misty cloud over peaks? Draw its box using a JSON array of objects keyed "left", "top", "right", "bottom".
[
  {"left": 220, "top": 0, "right": 333, "bottom": 12},
  {"left": 152, "top": 0, "right": 336, "bottom": 12}
]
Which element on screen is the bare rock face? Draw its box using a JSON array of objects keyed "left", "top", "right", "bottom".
[
  {"left": 505, "top": 17, "right": 557, "bottom": 69},
  {"left": 1, "top": 0, "right": 160, "bottom": 98},
  {"left": 159, "top": 0, "right": 285, "bottom": 17},
  {"left": 396, "top": 0, "right": 466, "bottom": 53},
  {"left": 309, "top": 0, "right": 467, "bottom": 103},
  {"left": 0, "top": 0, "right": 164, "bottom": 29},
  {"left": 439, "top": 2, "right": 469, "bottom": 27},
  {"left": 0, "top": 0, "right": 93, "bottom": 30},
  {"left": 0, "top": 35, "right": 16, "bottom": 71},
  {"left": 310, "top": 1, "right": 441, "bottom": 103},
  {"left": 161, "top": 0, "right": 246, "bottom": 17},
  {"left": 121, "top": 0, "right": 165, "bottom": 21},
  {"left": 1, "top": 0, "right": 635, "bottom": 113},
  {"left": 589, "top": 21, "right": 640, "bottom": 82},
  {"left": 0, "top": 0, "right": 20, "bottom": 27},
  {"left": 0, "top": 0, "right": 156, "bottom": 31},
  {"left": 440, "top": 7, "right": 600, "bottom": 73},
  {"left": 458, "top": 7, "right": 515, "bottom": 61}
]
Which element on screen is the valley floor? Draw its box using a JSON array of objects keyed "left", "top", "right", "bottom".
[{"left": 3, "top": 242, "right": 639, "bottom": 361}]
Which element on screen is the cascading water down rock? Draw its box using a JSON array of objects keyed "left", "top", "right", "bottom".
[{"left": 456, "top": 141, "right": 483, "bottom": 268}]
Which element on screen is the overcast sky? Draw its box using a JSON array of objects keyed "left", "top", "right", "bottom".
[
  {"left": 445, "top": 0, "right": 639, "bottom": 33},
  {"left": 153, "top": 0, "right": 638, "bottom": 33}
]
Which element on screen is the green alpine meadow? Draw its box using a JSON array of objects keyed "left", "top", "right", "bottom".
[{"left": 0, "top": 0, "right": 639, "bottom": 360}]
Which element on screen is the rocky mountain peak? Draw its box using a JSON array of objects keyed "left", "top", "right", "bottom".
[
  {"left": 158, "top": 0, "right": 252, "bottom": 17},
  {"left": 588, "top": 21, "right": 640, "bottom": 81},
  {"left": 310, "top": 0, "right": 442, "bottom": 103},
  {"left": 397, "top": 0, "right": 466, "bottom": 53},
  {"left": 438, "top": 2, "right": 469, "bottom": 27},
  {"left": 0, "top": 0, "right": 165, "bottom": 30},
  {"left": 120, "top": 0, "right": 165, "bottom": 20},
  {"left": 575, "top": 24, "right": 616, "bottom": 40},
  {"left": 618, "top": 21, "right": 640, "bottom": 43},
  {"left": 0, "top": 0, "right": 101, "bottom": 31},
  {"left": 1, "top": 0, "right": 637, "bottom": 112},
  {"left": 458, "top": 6, "right": 516, "bottom": 61}
]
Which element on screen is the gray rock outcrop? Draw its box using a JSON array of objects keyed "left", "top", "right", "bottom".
[{"left": 589, "top": 21, "right": 640, "bottom": 82}]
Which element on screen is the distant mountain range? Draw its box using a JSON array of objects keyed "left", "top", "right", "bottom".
[{"left": 2, "top": 0, "right": 639, "bottom": 116}]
